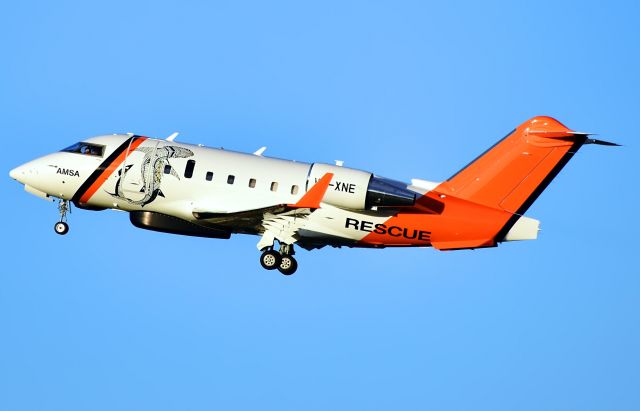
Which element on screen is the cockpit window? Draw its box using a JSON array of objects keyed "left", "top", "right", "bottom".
[{"left": 61, "top": 142, "right": 105, "bottom": 157}]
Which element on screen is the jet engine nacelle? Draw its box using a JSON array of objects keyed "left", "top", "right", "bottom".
[{"left": 308, "top": 163, "right": 416, "bottom": 210}]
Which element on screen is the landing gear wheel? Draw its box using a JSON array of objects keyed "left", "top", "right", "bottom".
[
  {"left": 55, "top": 199, "right": 71, "bottom": 235},
  {"left": 278, "top": 255, "right": 298, "bottom": 275},
  {"left": 54, "top": 221, "right": 69, "bottom": 235},
  {"left": 260, "top": 250, "right": 281, "bottom": 270}
]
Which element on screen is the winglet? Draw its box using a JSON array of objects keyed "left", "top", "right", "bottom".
[{"left": 288, "top": 173, "right": 334, "bottom": 209}]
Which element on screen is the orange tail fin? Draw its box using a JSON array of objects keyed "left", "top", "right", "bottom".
[{"left": 437, "top": 116, "right": 589, "bottom": 217}]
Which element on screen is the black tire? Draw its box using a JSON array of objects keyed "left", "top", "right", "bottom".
[
  {"left": 54, "top": 221, "right": 69, "bottom": 235},
  {"left": 260, "top": 250, "right": 281, "bottom": 270},
  {"left": 278, "top": 255, "right": 298, "bottom": 275}
]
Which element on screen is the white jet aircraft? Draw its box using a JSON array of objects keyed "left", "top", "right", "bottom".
[{"left": 9, "top": 116, "right": 616, "bottom": 274}]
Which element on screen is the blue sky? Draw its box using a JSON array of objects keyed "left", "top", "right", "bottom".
[{"left": 1, "top": 1, "right": 638, "bottom": 410}]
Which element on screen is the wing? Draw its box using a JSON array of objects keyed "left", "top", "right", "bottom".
[
  {"left": 191, "top": 173, "right": 334, "bottom": 245},
  {"left": 193, "top": 204, "right": 303, "bottom": 226}
]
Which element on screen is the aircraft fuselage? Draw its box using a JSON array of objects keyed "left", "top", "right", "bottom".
[{"left": 10, "top": 117, "right": 612, "bottom": 274}]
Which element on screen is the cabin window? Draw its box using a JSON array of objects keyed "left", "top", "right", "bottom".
[
  {"left": 61, "top": 142, "right": 105, "bottom": 157},
  {"left": 227, "top": 175, "right": 235, "bottom": 184},
  {"left": 249, "top": 178, "right": 256, "bottom": 188},
  {"left": 291, "top": 185, "right": 299, "bottom": 195},
  {"left": 164, "top": 165, "right": 172, "bottom": 174},
  {"left": 206, "top": 172, "right": 213, "bottom": 181},
  {"left": 270, "top": 182, "right": 278, "bottom": 192},
  {"left": 184, "top": 160, "right": 195, "bottom": 178}
]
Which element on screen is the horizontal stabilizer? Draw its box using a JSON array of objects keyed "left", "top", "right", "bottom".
[
  {"left": 527, "top": 129, "right": 593, "bottom": 138},
  {"left": 586, "top": 138, "right": 620, "bottom": 146},
  {"left": 528, "top": 129, "right": 620, "bottom": 146}
]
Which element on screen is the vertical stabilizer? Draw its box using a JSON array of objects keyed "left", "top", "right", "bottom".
[{"left": 437, "top": 116, "right": 587, "bottom": 217}]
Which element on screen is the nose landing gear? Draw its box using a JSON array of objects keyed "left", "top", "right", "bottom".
[
  {"left": 54, "top": 199, "right": 70, "bottom": 235},
  {"left": 259, "top": 243, "right": 298, "bottom": 275}
]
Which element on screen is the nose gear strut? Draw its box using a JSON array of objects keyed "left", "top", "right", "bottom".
[{"left": 54, "top": 199, "right": 70, "bottom": 235}]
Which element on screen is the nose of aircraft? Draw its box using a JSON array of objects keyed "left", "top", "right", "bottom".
[{"left": 9, "top": 163, "right": 28, "bottom": 183}]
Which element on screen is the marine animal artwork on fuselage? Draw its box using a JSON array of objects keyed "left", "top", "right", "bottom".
[{"left": 108, "top": 145, "right": 194, "bottom": 206}]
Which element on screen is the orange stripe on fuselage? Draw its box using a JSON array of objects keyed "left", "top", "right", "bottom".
[
  {"left": 358, "top": 192, "right": 513, "bottom": 249},
  {"left": 78, "top": 137, "right": 147, "bottom": 204}
]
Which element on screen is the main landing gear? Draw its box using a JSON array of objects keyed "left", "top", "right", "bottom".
[
  {"left": 54, "top": 199, "right": 70, "bottom": 235},
  {"left": 260, "top": 243, "right": 298, "bottom": 275}
]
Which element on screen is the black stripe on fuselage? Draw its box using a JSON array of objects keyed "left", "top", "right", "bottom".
[
  {"left": 71, "top": 136, "right": 137, "bottom": 203},
  {"left": 495, "top": 137, "right": 587, "bottom": 242}
]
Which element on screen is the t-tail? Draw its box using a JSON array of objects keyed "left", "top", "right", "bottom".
[{"left": 435, "top": 116, "right": 618, "bottom": 243}]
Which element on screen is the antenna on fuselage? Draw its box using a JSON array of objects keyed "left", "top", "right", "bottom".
[
  {"left": 254, "top": 146, "right": 267, "bottom": 156},
  {"left": 166, "top": 132, "right": 179, "bottom": 142}
]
